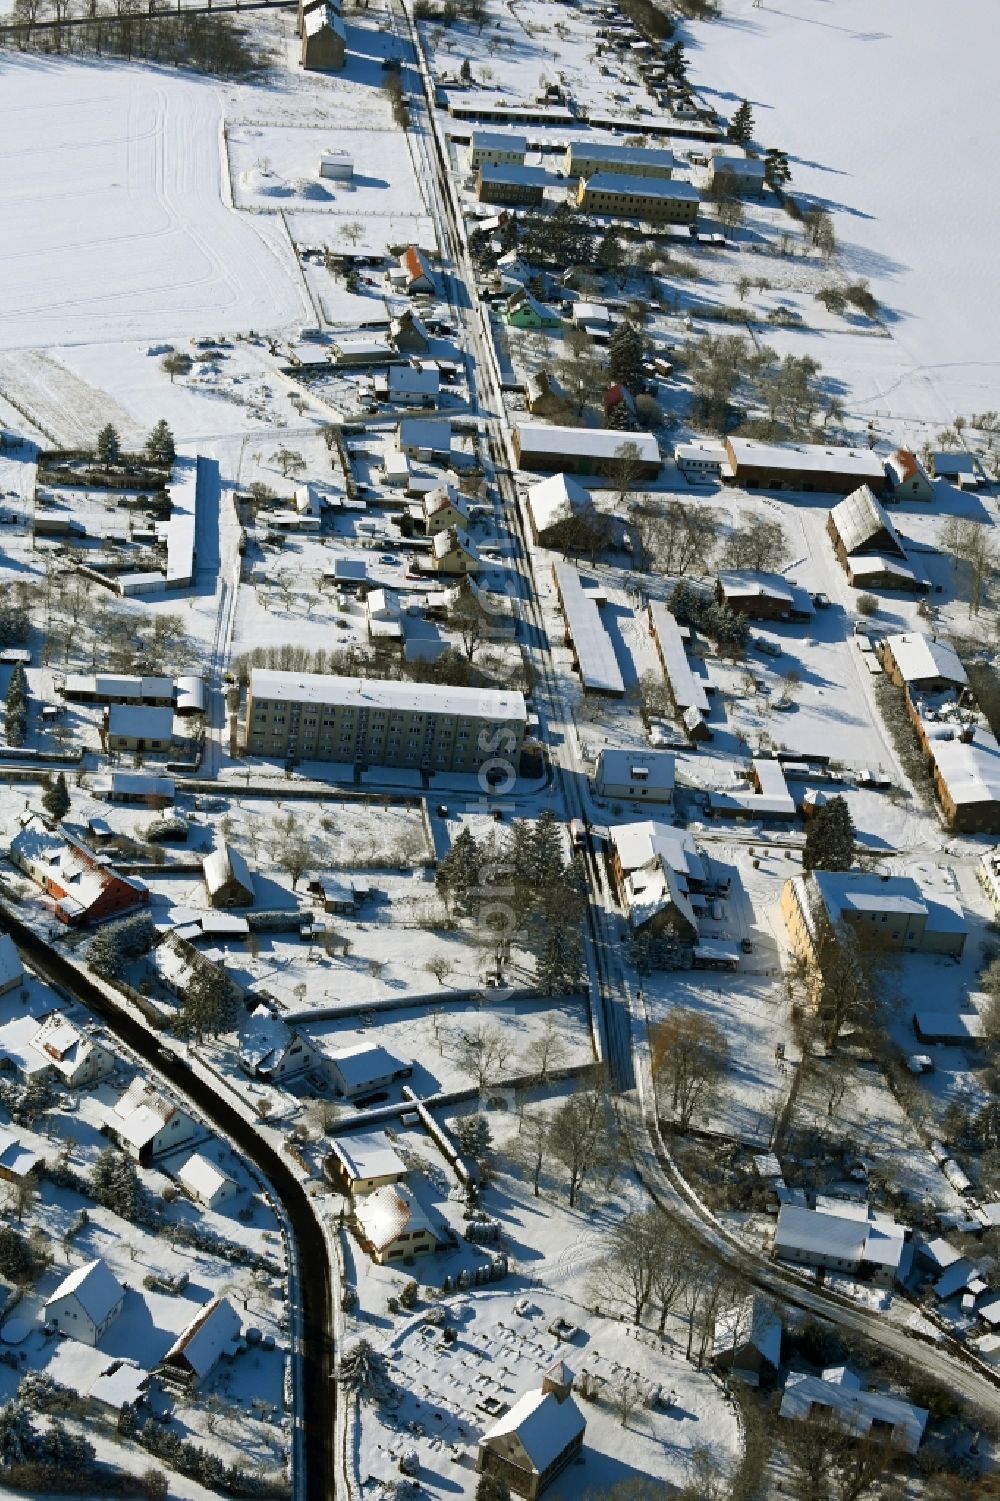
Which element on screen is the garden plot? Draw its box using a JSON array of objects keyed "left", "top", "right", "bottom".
[
  {"left": 305, "top": 995, "right": 592, "bottom": 1100},
  {"left": 0, "top": 59, "right": 306, "bottom": 351}
]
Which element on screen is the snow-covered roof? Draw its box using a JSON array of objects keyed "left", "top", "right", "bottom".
[
  {"left": 94, "top": 772, "right": 176, "bottom": 801},
  {"left": 828, "top": 485, "right": 905, "bottom": 556},
  {"left": 774, "top": 1204, "right": 868, "bottom": 1263},
  {"left": 31, "top": 1013, "right": 109, "bottom": 1078},
  {"left": 882, "top": 632, "right": 966, "bottom": 687},
  {"left": 106, "top": 704, "right": 174, "bottom": 741},
  {"left": 609, "top": 820, "right": 706, "bottom": 886},
  {"left": 713, "top": 1295, "right": 782, "bottom": 1367},
  {"left": 329, "top": 1043, "right": 407, "bottom": 1092},
  {"left": 918, "top": 716, "right": 1000, "bottom": 807},
  {"left": 596, "top": 748, "right": 675, "bottom": 794},
  {"left": 46, "top": 1258, "right": 124, "bottom": 1326},
  {"left": 717, "top": 570, "right": 794, "bottom": 606},
  {"left": 726, "top": 438, "right": 886, "bottom": 483},
  {"left": 238, "top": 1006, "right": 295, "bottom": 1076},
  {"left": 479, "top": 163, "right": 550, "bottom": 188},
  {"left": 397, "top": 418, "right": 451, "bottom": 452},
  {"left": 886, "top": 448, "right": 931, "bottom": 489},
  {"left": 0, "top": 1127, "right": 40, "bottom": 1179},
  {"left": 711, "top": 155, "right": 766, "bottom": 178},
  {"left": 354, "top": 1182, "right": 435, "bottom": 1252},
  {"left": 481, "top": 1387, "right": 586, "bottom": 1473},
  {"left": 110, "top": 1078, "right": 190, "bottom": 1149},
  {"left": 162, "top": 1296, "right": 242, "bottom": 1380},
  {"left": 388, "top": 365, "right": 440, "bottom": 395},
  {"left": 552, "top": 562, "right": 624, "bottom": 695},
  {"left": 780, "top": 1370, "right": 927, "bottom": 1453},
  {"left": 471, "top": 130, "right": 528, "bottom": 154},
  {"left": 515, "top": 423, "right": 659, "bottom": 467},
  {"left": 177, "top": 1152, "right": 236, "bottom": 1205},
  {"left": 648, "top": 602, "right": 710, "bottom": 714},
  {"left": 625, "top": 860, "right": 697, "bottom": 936},
  {"left": 424, "top": 484, "right": 470, "bottom": 522},
  {"left": 0, "top": 934, "right": 23, "bottom": 992},
  {"left": 330, "top": 1132, "right": 406, "bottom": 1183},
  {"left": 527, "top": 472, "right": 593, "bottom": 535},
  {"left": 249, "top": 669, "right": 525, "bottom": 725},
  {"left": 583, "top": 172, "right": 699, "bottom": 203},
  {"left": 202, "top": 842, "right": 253, "bottom": 898},
  {"left": 88, "top": 1359, "right": 150, "bottom": 1410},
  {"left": 303, "top": 4, "right": 345, "bottom": 37},
  {"left": 432, "top": 527, "right": 480, "bottom": 562},
  {"left": 566, "top": 139, "right": 675, "bottom": 174}
]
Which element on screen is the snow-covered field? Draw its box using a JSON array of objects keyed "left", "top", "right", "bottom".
[
  {"left": 0, "top": 58, "right": 308, "bottom": 350},
  {"left": 688, "top": 0, "right": 1000, "bottom": 424}
]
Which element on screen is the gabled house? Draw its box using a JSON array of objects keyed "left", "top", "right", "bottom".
[
  {"left": 160, "top": 1296, "right": 242, "bottom": 1388},
  {"left": 328, "top": 1133, "right": 407, "bottom": 1196},
  {"left": 328, "top": 1043, "right": 411, "bottom": 1099},
  {"left": 301, "top": 2, "right": 345, "bottom": 70},
  {"left": 105, "top": 704, "right": 174, "bottom": 753},
  {"left": 422, "top": 484, "right": 471, "bottom": 537},
  {"left": 107, "top": 1078, "right": 198, "bottom": 1165},
  {"left": 45, "top": 1258, "right": 126, "bottom": 1347},
  {"left": 0, "top": 1126, "right": 41, "bottom": 1183},
  {"left": 712, "top": 1295, "right": 782, "bottom": 1384},
  {"left": 390, "top": 310, "right": 431, "bottom": 355},
  {"left": 202, "top": 843, "right": 254, "bottom": 909},
  {"left": 385, "top": 365, "right": 440, "bottom": 408},
  {"left": 177, "top": 1152, "right": 239, "bottom": 1211},
  {"left": 827, "top": 485, "right": 907, "bottom": 571},
  {"left": 30, "top": 1012, "right": 115, "bottom": 1088},
  {"left": 397, "top": 246, "right": 435, "bottom": 295},
  {"left": 885, "top": 448, "right": 934, "bottom": 501},
  {"left": 594, "top": 748, "right": 675, "bottom": 804},
  {"left": 238, "top": 1006, "right": 314, "bottom": 1083},
  {"left": 397, "top": 418, "right": 451, "bottom": 462},
  {"left": 477, "top": 1367, "right": 586, "bottom": 1500},
  {"left": 431, "top": 527, "right": 480, "bottom": 575},
  {"left": 353, "top": 1182, "right": 437, "bottom": 1264},
  {"left": 525, "top": 472, "right": 595, "bottom": 547},
  {"left": 505, "top": 287, "right": 562, "bottom": 330},
  {"left": 10, "top": 821, "right": 149, "bottom": 925}
]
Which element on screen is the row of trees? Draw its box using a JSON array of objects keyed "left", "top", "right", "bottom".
[
  {"left": 4, "top": 660, "right": 27, "bottom": 748},
  {"left": 96, "top": 419, "right": 175, "bottom": 470},
  {"left": 5, "top": 2, "right": 261, "bottom": 78},
  {"left": 685, "top": 331, "right": 835, "bottom": 437}
]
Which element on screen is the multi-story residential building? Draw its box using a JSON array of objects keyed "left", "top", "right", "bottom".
[
  {"left": 563, "top": 139, "right": 675, "bottom": 180},
  {"left": 243, "top": 670, "right": 526, "bottom": 774},
  {"left": 576, "top": 173, "right": 699, "bottom": 224},
  {"left": 475, "top": 164, "right": 548, "bottom": 206},
  {"left": 469, "top": 130, "right": 528, "bottom": 169}
]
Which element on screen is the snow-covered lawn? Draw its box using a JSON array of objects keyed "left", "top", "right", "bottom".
[{"left": 0, "top": 58, "right": 308, "bottom": 350}]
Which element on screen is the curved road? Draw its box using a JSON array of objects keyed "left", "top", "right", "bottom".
[{"left": 0, "top": 905, "right": 335, "bottom": 1501}]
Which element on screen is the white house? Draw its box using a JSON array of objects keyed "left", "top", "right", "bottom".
[
  {"left": 45, "top": 1258, "right": 126, "bottom": 1347},
  {"left": 397, "top": 418, "right": 451, "bottom": 462},
  {"left": 594, "top": 748, "right": 675, "bottom": 804},
  {"left": 160, "top": 1296, "right": 242, "bottom": 1388},
  {"left": 328, "top": 1043, "right": 412, "bottom": 1100},
  {"left": 30, "top": 1013, "right": 116, "bottom": 1088},
  {"left": 238, "top": 1006, "right": 315, "bottom": 1083},
  {"left": 386, "top": 365, "right": 440, "bottom": 407},
  {"left": 353, "top": 1182, "right": 437, "bottom": 1264},
  {"left": 177, "top": 1152, "right": 239, "bottom": 1211},
  {"left": 107, "top": 1079, "right": 198, "bottom": 1165},
  {"left": 774, "top": 1200, "right": 907, "bottom": 1285},
  {"left": 0, "top": 934, "right": 23, "bottom": 996}
]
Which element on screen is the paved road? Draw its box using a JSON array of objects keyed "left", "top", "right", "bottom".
[
  {"left": 394, "top": 2, "right": 1000, "bottom": 1418},
  {"left": 0, "top": 906, "right": 336, "bottom": 1501}
]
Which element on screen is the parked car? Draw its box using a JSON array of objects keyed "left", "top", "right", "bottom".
[
  {"left": 753, "top": 637, "right": 782, "bottom": 658},
  {"left": 812, "top": 591, "right": 831, "bottom": 608}
]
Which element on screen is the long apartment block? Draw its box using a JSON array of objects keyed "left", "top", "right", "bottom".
[{"left": 244, "top": 670, "right": 527, "bottom": 773}]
